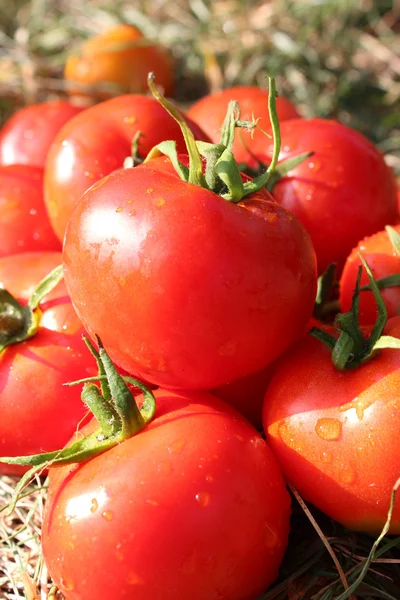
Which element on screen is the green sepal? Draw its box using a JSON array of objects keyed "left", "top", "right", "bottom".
[
  {"left": 386, "top": 225, "right": 400, "bottom": 256},
  {"left": 360, "top": 273, "right": 400, "bottom": 292},
  {"left": 313, "top": 263, "right": 337, "bottom": 320},
  {"left": 144, "top": 141, "right": 189, "bottom": 182},
  {"left": 196, "top": 141, "right": 225, "bottom": 192},
  {"left": 0, "top": 265, "right": 63, "bottom": 352},
  {"left": 265, "top": 151, "right": 315, "bottom": 192},
  {"left": 310, "top": 254, "right": 400, "bottom": 370},
  {"left": 215, "top": 149, "right": 245, "bottom": 202}
]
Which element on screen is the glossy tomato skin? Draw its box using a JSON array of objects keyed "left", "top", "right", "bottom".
[
  {"left": 212, "top": 364, "right": 274, "bottom": 430},
  {"left": 44, "top": 95, "right": 210, "bottom": 241},
  {"left": 253, "top": 118, "right": 398, "bottom": 274},
  {"left": 340, "top": 224, "right": 400, "bottom": 324},
  {"left": 65, "top": 24, "right": 173, "bottom": 99},
  {"left": 63, "top": 165, "right": 317, "bottom": 390},
  {"left": 263, "top": 318, "right": 400, "bottom": 533},
  {"left": 0, "top": 165, "right": 61, "bottom": 257},
  {"left": 0, "top": 252, "right": 96, "bottom": 476},
  {"left": 0, "top": 100, "right": 83, "bottom": 167},
  {"left": 42, "top": 389, "right": 291, "bottom": 600},
  {"left": 187, "top": 86, "right": 300, "bottom": 166}
]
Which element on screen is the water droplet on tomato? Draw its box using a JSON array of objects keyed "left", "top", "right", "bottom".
[
  {"left": 102, "top": 510, "right": 114, "bottom": 521},
  {"left": 338, "top": 464, "right": 356, "bottom": 484},
  {"left": 315, "top": 418, "right": 342, "bottom": 441},
  {"left": 126, "top": 571, "right": 143, "bottom": 585},
  {"left": 153, "top": 197, "right": 166, "bottom": 207},
  {"left": 129, "top": 209, "right": 137, "bottom": 216},
  {"left": 90, "top": 498, "right": 98, "bottom": 513},
  {"left": 124, "top": 116, "right": 136, "bottom": 125},
  {"left": 145, "top": 188, "right": 154, "bottom": 194},
  {"left": 205, "top": 475, "right": 214, "bottom": 483},
  {"left": 115, "top": 207, "right": 122, "bottom": 213},
  {"left": 195, "top": 492, "right": 211, "bottom": 508},
  {"left": 235, "top": 434, "right": 244, "bottom": 442},
  {"left": 145, "top": 499, "right": 159, "bottom": 506},
  {"left": 169, "top": 439, "right": 186, "bottom": 453},
  {"left": 60, "top": 575, "right": 74, "bottom": 591}
]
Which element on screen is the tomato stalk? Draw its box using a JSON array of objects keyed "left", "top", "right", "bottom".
[
  {"left": 146, "top": 72, "right": 286, "bottom": 203},
  {"left": 1, "top": 336, "right": 156, "bottom": 512},
  {"left": 0, "top": 265, "right": 63, "bottom": 352},
  {"left": 310, "top": 255, "right": 400, "bottom": 369}
]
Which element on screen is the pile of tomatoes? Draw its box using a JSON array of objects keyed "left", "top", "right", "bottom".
[{"left": 0, "top": 24, "right": 399, "bottom": 600}]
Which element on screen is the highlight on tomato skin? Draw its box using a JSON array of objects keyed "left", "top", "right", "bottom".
[
  {"left": 0, "top": 165, "right": 61, "bottom": 258},
  {"left": 340, "top": 224, "right": 400, "bottom": 324},
  {"left": 44, "top": 94, "right": 211, "bottom": 241},
  {"left": 42, "top": 388, "right": 291, "bottom": 600},
  {"left": 187, "top": 85, "right": 300, "bottom": 165},
  {"left": 64, "top": 24, "right": 174, "bottom": 100},
  {"left": 249, "top": 117, "right": 399, "bottom": 275},
  {"left": 0, "top": 252, "right": 97, "bottom": 476},
  {"left": 262, "top": 317, "right": 400, "bottom": 534},
  {"left": 0, "top": 100, "right": 83, "bottom": 168}
]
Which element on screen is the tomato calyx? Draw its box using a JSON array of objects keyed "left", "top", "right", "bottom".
[
  {"left": 145, "top": 72, "right": 282, "bottom": 203},
  {"left": 0, "top": 265, "right": 63, "bottom": 352},
  {"left": 1, "top": 335, "right": 156, "bottom": 512},
  {"left": 310, "top": 256, "right": 400, "bottom": 369},
  {"left": 313, "top": 263, "right": 339, "bottom": 321},
  {"left": 360, "top": 226, "right": 400, "bottom": 293}
]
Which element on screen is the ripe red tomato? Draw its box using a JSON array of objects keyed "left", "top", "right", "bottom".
[
  {"left": 0, "top": 100, "right": 83, "bottom": 167},
  {"left": 63, "top": 164, "right": 317, "bottom": 390},
  {"left": 340, "top": 225, "right": 400, "bottom": 324},
  {"left": 44, "top": 95, "right": 210, "bottom": 241},
  {"left": 263, "top": 317, "right": 400, "bottom": 534},
  {"left": 42, "top": 389, "right": 291, "bottom": 600},
  {"left": 252, "top": 118, "right": 398, "bottom": 274},
  {"left": 65, "top": 24, "right": 174, "bottom": 100},
  {"left": 187, "top": 86, "right": 300, "bottom": 165},
  {"left": 0, "top": 252, "right": 96, "bottom": 476},
  {"left": 212, "top": 365, "right": 274, "bottom": 430},
  {"left": 0, "top": 165, "right": 60, "bottom": 257}
]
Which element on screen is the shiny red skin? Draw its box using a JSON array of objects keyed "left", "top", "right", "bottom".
[
  {"left": 263, "top": 317, "right": 400, "bottom": 534},
  {"left": 0, "top": 165, "right": 61, "bottom": 257},
  {"left": 42, "top": 389, "right": 291, "bottom": 600},
  {"left": 252, "top": 118, "right": 398, "bottom": 274},
  {"left": 212, "top": 365, "right": 274, "bottom": 430},
  {"left": 186, "top": 86, "right": 300, "bottom": 165},
  {"left": 340, "top": 224, "right": 400, "bottom": 324},
  {"left": 0, "top": 100, "right": 83, "bottom": 167},
  {"left": 63, "top": 165, "right": 317, "bottom": 390},
  {"left": 0, "top": 252, "right": 96, "bottom": 476},
  {"left": 44, "top": 95, "right": 210, "bottom": 241}
]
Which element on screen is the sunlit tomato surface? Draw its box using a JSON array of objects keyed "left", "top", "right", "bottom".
[
  {"left": 0, "top": 165, "right": 60, "bottom": 257},
  {"left": 187, "top": 86, "right": 300, "bottom": 165},
  {"left": 63, "top": 165, "right": 317, "bottom": 390},
  {"left": 0, "top": 100, "right": 83, "bottom": 167},
  {"left": 65, "top": 24, "right": 174, "bottom": 100},
  {"left": 44, "top": 95, "right": 210, "bottom": 241},
  {"left": 263, "top": 318, "right": 400, "bottom": 533},
  {"left": 340, "top": 224, "right": 400, "bottom": 324},
  {"left": 0, "top": 252, "right": 96, "bottom": 476},
  {"left": 42, "top": 389, "right": 291, "bottom": 600},
  {"left": 252, "top": 118, "right": 398, "bottom": 274}
]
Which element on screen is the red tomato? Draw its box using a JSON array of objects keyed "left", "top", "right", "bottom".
[
  {"left": 263, "top": 317, "right": 400, "bottom": 534},
  {"left": 0, "top": 100, "right": 83, "bottom": 167},
  {"left": 42, "top": 389, "right": 291, "bottom": 600},
  {"left": 63, "top": 165, "right": 317, "bottom": 390},
  {"left": 251, "top": 118, "right": 398, "bottom": 274},
  {"left": 340, "top": 224, "right": 400, "bottom": 324},
  {"left": 212, "top": 365, "right": 274, "bottom": 430},
  {"left": 187, "top": 86, "right": 300, "bottom": 165},
  {"left": 0, "top": 252, "right": 96, "bottom": 476},
  {"left": 44, "top": 95, "right": 210, "bottom": 241},
  {"left": 65, "top": 24, "right": 174, "bottom": 100},
  {"left": 0, "top": 165, "right": 60, "bottom": 257}
]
